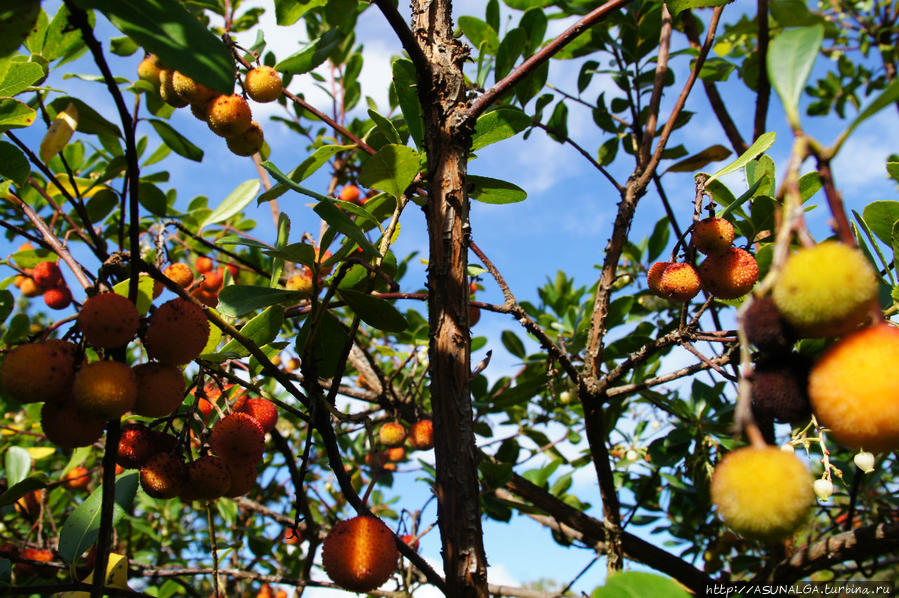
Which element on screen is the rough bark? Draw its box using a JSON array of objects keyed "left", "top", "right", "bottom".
[{"left": 411, "top": 1, "right": 490, "bottom": 596}]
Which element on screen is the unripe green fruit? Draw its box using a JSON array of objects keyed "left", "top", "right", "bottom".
[
  {"left": 772, "top": 242, "right": 878, "bottom": 338},
  {"left": 711, "top": 446, "right": 813, "bottom": 541}
]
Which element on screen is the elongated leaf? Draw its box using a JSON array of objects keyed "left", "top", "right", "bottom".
[
  {"left": 218, "top": 306, "right": 284, "bottom": 357},
  {"left": 217, "top": 285, "right": 304, "bottom": 317},
  {"left": 704, "top": 131, "right": 776, "bottom": 185},
  {"left": 338, "top": 289, "right": 408, "bottom": 332},
  {"left": 313, "top": 200, "right": 380, "bottom": 257},
  {"left": 0, "top": 98, "right": 36, "bottom": 132},
  {"left": 0, "top": 289, "right": 13, "bottom": 325},
  {"left": 368, "top": 109, "right": 402, "bottom": 145},
  {"left": 292, "top": 145, "right": 353, "bottom": 184},
  {"left": 47, "top": 96, "right": 121, "bottom": 137},
  {"left": 275, "top": 29, "right": 341, "bottom": 75},
  {"left": 718, "top": 177, "right": 764, "bottom": 219},
  {"left": 260, "top": 160, "right": 333, "bottom": 202},
  {"left": 501, "top": 330, "right": 526, "bottom": 359},
  {"left": 472, "top": 107, "right": 531, "bottom": 151},
  {"left": 469, "top": 175, "right": 526, "bottom": 204},
  {"left": 274, "top": 0, "right": 326, "bottom": 25},
  {"left": 837, "top": 79, "right": 899, "bottom": 151},
  {"left": 0, "top": 140, "right": 29, "bottom": 185},
  {"left": 72, "top": 0, "right": 234, "bottom": 93},
  {"left": 665, "top": 144, "right": 731, "bottom": 173},
  {"left": 202, "top": 180, "right": 260, "bottom": 228},
  {"left": 295, "top": 310, "right": 347, "bottom": 378},
  {"left": 43, "top": 4, "right": 88, "bottom": 61},
  {"left": 5, "top": 447, "right": 30, "bottom": 486},
  {"left": 358, "top": 144, "right": 420, "bottom": 201},
  {"left": 0, "top": 1, "right": 40, "bottom": 58},
  {"left": 666, "top": 0, "right": 733, "bottom": 16},
  {"left": 269, "top": 213, "right": 290, "bottom": 289},
  {"left": 0, "top": 61, "right": 43, "bottom": 97},
  {"left": 458, "top": 16, "right": 499, "bottom": 54},
  {"left": 799, "top": 171, "right": 822, "bottom": 202},
  {"left": 767, "top": 26, "right": 824, "bottom": 128},
  {"left": 0, "top": 475, "right": 46, "bottom": 507},
  {"left": 392, "top": 59, "right": 424, "bottom": 150},
  {"left": 58, "top": 472, "right": 139, "bottom": 563},
  {"left": 264, "top": 242, "right": 316, "bottom": 267},
  {"left": 148, "top": 119, "right": 203, "bottom": 161}
]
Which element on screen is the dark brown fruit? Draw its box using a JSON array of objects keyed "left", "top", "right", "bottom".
[
  {"left": 41, "top": 401, "right": 106, "bottom": 449},
  {"left": 750, "top": 355, "right": 812, "bottom": 424},
  {"left": 742, "top": 296, "right": 796, "bottom": 353},
  {"left": 140, "top": 452, "right": 187, "bottom": 499},
  {"left": 133, "top": 362, "right": 186, "bottom": 417},
  {"left": 210, "top": 412, "right": 265, "bottom": 464},
  {"left": 185, "top": 455, "right": 232, "bottom": 500}
]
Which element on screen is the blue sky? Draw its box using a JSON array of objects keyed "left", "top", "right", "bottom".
[{"left": 9, "top": 0, "right": 899, "bottom": 595}]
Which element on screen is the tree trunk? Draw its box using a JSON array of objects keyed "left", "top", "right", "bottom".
[{"left": 412, "top": 0, "right": 490, "bottom": 596}]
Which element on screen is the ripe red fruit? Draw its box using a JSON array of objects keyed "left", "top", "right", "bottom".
[
  {"left": 210, "top": 412, "right": 265, "bottom": 464},
  {"left": 144, "top": 298, "right": 210, "bottom": 365},
  {"left": 692, "top": 217, "right": 735, "bottom": 255},
  {"left": 699, "top": 247, "right": 758, "bottom": 300},
  {"left": 185, "top": 455, "right": 232, "bottom": 500},
  {"left": 140, "top": 452, "right": 187, "bottom": 499},
  {"left": 408, "top": 419, "right": 434, "bottom": 450},
  {"left": 63, "top": 466, "right": 91, "bottom": 490},
  {"left": 163, "top": 262, "right": 194, "bottom": 289},
  {"left": 133, "top": 362, "right": 186, "bottom": 417},
  {"left": 401, "top": 534, "right": 419, "bottom": 551},
  {"left": 202, "top": 268, "right": 224, "bottom": 291},
  {"left": 339, "top": 185, "right": 361, "bottom": 204},
  {"left": 196, "top": 256, "right": 214, "bottom": 273},
  {"left": 16, "top": 547, "right": 55, "bottom": 578},
  {"left": 192, "top": 286, "right": 220, "bottom": 308},
  {"left": 41, "top": 401, "right": 106, "bottom": 449},
  {"left": 32, "top": 261, "right": 62, "bottom": 289},
  {"left": 78, "top": 293, "right": 140, "bottom": 348},
  {"left": 43, "top": 285, "right": 72, "bottom": 310},
  {"left": 117, "top": 423, "right": 158, "bottom": 469},
  {"left": 322, "top": 516, "right": 399, "bottom": 592},
  {"left": 72, "top": 360, "right": 138, "bottom": 419},
  {"left": 235, "top": 397, "right": 278, "bottom": 433},
  {"left": 386, "top": 447, "right": 405, "bottom": 462},
  {"left": 656, "top": 262, "right": 702, "bottom": 302},
  {"left": 378, "top": 422, "right": 406, "bottom": 447},
  {"left": 283, "top": 527, "right": 303, "bottom": 545}
]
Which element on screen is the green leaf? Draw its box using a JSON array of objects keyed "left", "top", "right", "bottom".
[
  {"left": 358, "top": 144, "right": 420, "bottom": 201},
  {"left": 468, "top": 175, "right": 527, "bottom": 204},
  {"left": 862, "top": 200, "right": 899, "bottom": 245},
  {"left": 337, "top": 289, "right": 408, "bottom": 332},
  {"left": 0, "top": 475, "right": 46, "bottom": 507},
  {"left": 148, "top": 119, "right": 203, "bottom": 162},
  {"left": 0, "top": 61, "right": 43, "bottom": 97},
  {"left": 501, "top": 330, "right": 527, "bottom": 359},
  {"left": 647, "top": 217, "right": 670, "bottom": 262},
  {"left": 72, "top": 0, "right": 234, "bottom": 94},
  {"left": 275, "top": 29, "right": 341, "bottom": 75},
  {"left": 0, "top": 140, "right": 29, "bottom": 185},
  {"left": 594, "top": 572, "right": 690, "bottom": 598},
  {"left": 58, "top": 472, "right": 139, "bottom": 563},
  {"left": 264, "top": 242, "right": 317, "bottom": 267},
  {"left": 392, "top": 59, "right": 424, "bottom": 150},
  {"left": 201, "top": 180, "right": 260, "bottom": 228},
  {"left": 496, "top": 28, "right": 526, "bottom": 81},
  {"left": 274, "top": 0, "right": 326, "bottom": 25},
  {"left": 704, "top": 131, "right": 776, "bottom": 185},
  {"left": 836, "top": 79, "right": 899, "bottom": 152},
  {"left": 0, "top": 98, "right": 36, "bottom": 132},
  {"left": 0, "top": 289, "right": 13, "bottom": 325},
  {"left": 0, "top": 1, "right": 40, "bottom": 58},
  {"left": 110, "top": 36, "right": 139, "bottom": 56},
  {"left": 313, "top": 200, "right": 380, "bottom": 257},
  {"left": 888, "top": 162, "right": 899, "bottom": 184},
  {"left": 112, "top": 274, "right": 156, "bottom": 315},
  {"left": 458, "top": 16, "right": 499, "bottom": 54},
  {"left": 217, "top": 285, "right": 304, "bottom": 317},
  {"left": 368, "top": 109, "right": 402, "bottom": 145},
  {"left": 5, "top": 446, "right": 30, "bottom": 486},
  {"left": 296, "top": 310, "right": 347, "bottom": 379},
  {"left": 218, "top": 306, "right": 284, "bottom": 357},
  {"left": 138, "top": 181, "right": 168, "bottom": 216},
  {"left": 665, "top": 144, "right": 731, "bottom": 173},
  {"left": 767, "top": 26, "right": 824, "bottom": 128},
  {"left": 471, "top": 107, "right": 531, "bottom": 151},
  {"left": 43, "top": 4, "right": 87, "bottom": 62},
  {"left": 260, "top": 160, "right": 333, "bottom": 203},
  {"left": 47, "top": 96, "right": 121, "bottom": 137},
  {"left": 666, "top": 0, "right": 733, "bottom": 16},
  {"left": 799, "top": 171, "right": 822, "bottom": 202}
]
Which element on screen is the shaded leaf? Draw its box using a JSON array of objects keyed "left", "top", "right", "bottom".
[
  {"left": 148, "top": 119, "right": 203, "bottom": 161},
  {"left": 665, "top": 145, "right": 731, "bottom": 173},
  {"left": 313, "top": 200, "right": 380, "bottom": 257},
  {"left": 0, "top": 475, "right": 46, "bottom": 507},
  {"left": 58, "top": 472, "right": 139, "bottom": 563},
  {"left": 593, "top": 571, "right": 690, "bottom": 598},
  {"left": 469, "top": 175, "right": 527, "bottom": 204},
  {"left": 217, "top": 285, "right": 305, "bottom": 317},
  {"left": 338, "top": 289, "right": 408, "bottom": 332},
  {"left": 666, "top": 0, "right": 733, "bottom": 17},
  {"left": 47, "top": 96, "right": 121, "bottom": 137},
  {"left": 0, "top": 140, "right": 29, "bottom": 185},
  {"left": 0, "top": 1, "right": 40, "bottom": 58},
  {"left": 392, "top": 59, "right": 424, "bottom": 150},
  {"left": 358, "top": 144, "right": 420, "bottom": 201},
  {"left": 767, "top": 26, "right": 824, "bottom": 127},
  {"left": 863, "top": 201, "right": 899, "bottom": 245}
]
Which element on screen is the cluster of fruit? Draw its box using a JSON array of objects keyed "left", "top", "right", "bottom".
[
  {"left": 159, "top": 257, "right": 235, "bottom": 309},
  {"left": 256, "top": 583, "right": 288, "bottom": 598},
  {"left": 711, "top": 240, "right": 895, "bottom": 542},
  {"left": 11, "top": 245, "right": 73, "bottom": 310},
  {"left": 137, "top": 54, "right": 282, "bottom": 157},
  {"left": 366, "top": 420, "right": 434, "bottom": 472},
  {"left": 648, "top": 217, "right": 758, "bottom": 302},
  {"left": 284, "top": 247, "right": 333, "bottom": 298}
]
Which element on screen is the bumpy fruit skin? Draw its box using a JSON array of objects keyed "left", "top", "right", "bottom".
[
  {"left": 711, "top": 446, "right": 814, "bottom": 541},
  {"left": 163, "top": 262, "right": 194, "bottom": 289},
  {"left": 1, "top": 343, "right": 74, "bottom": 403},
  {"left": 743, "top": 296, "right": 795, "bottom": 352},
  {"left": 137, "top": 54, "right": 163, "bottom": 85},
  {"left": 226, "top": 120, "right": 265, "bottom": 156},
  {"left": 43, "top": 286, "right": 72, "bottom": 310},
  {"left": 116, "top": 423, "right": 158, "bottom": 469},
  {"left": 322, "top": 516, "right": 399, "bottom": 592},
  {"left": 656, "top": 262, "right": 702, "bottom": 302},
  {"left": 772, "top": 242, "right": 878, "bottom": 338},
  {"left": 144, "top": 298, "right": 210, "bottom": 365},
  {"left": 185, "top": 455, "right": 232, "bottom": 500},
  {"left": 140, "top": 452, "right": 187, "bottom": 499},
  {"left": 692, "top": 217, "right": 735, "bottom": 255},
  {"left": 206, "top": 94, "right": 252, "bottom": 138},
  {"left": 210, "top": 412, "right": 265, "bottom": 464},
  {"left": 750, "top": 355, "right": 811, "bottom": 424},
  {"left": 646, "top": 261, "right": 669, "bottom": 294},
  {"left": 379, "top": 422, "right": 406, "bottom": 447},
  {"left": 73, "top": 361, "right": 138, "bottom": 419},
  {"left": 158, "top": 69, "right": 189, "bottom": 108},
  {"left": 245, "top": 66, "right": 283, "bottom": 103},
  {"left": 699, "top": 248, "right": 758, "bottom": 299},
  {"left": 133, "top": 362, "right": 186, "bottom": 417},
  {"left": 171, "top": 71, "right": 217, "bottom": 106},
  {"left": 32, "top": 261, "right": 62, "bottom": 288},
  {"left": 78, "top": 293, "right": 140, "bottom": 348},
  {"left": 808, "top": 323, "right": 899, "bottom": 451},
  {"left": 285, "top": 273, "right": 314, "bottom": 296},
  {"left": 41, "top": 401, "right": 106, "bottom": 449},
  {"left": 408, "top": 419, "right": 434, "bottom": 450},
  {"left": 236, "top": 397, "right": 278, "bottom": 433},
  {"left": 225, "top": 459, "right": 258, "bottom": 497}
]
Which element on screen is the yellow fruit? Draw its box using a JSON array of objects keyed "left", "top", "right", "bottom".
[
  {"left": 692, "top": 217, "right": 735, "bottom": 255},
  {"left": 1, "top": 343, "right": 74, "bottom": 404},
  {"left": 710, "top": 446, "right": 813, "bottom": 541},
  {"left": 379, "top": 422, "right": 406, "bottom": 447},
  {"left": 133, "top": 362, "right": 186, "bottom": 417},
  {"left": 162, "top": 262, "right": 194, "bottom": 290},
  {"left": 245, "top": 66, "right": 283, "bottom": 103},
  {"left": 226, "top": 120, "right": 265, "bottom": 156},
  {"left": 40, "top": 102, "right": 78, "bottom": 162},
  {"left": 206, "top": 94, "right": 252, "bottom": 138},
  {"left": 808, "top": 323, "right": 899, "bottom": 451},
  {"left": 772, "top": 242, "right": 878, "bottom": 338},
  {"left": 171, "top": 71, "right": 217, "bottom": 106},
  {"left": 646, "top": 261, "right": 669, "bottom": 294},
  {"left": 73, "top": 361, "right": 138, "bottom": 419},
  {"left": 137, "top": 54, "right": 163, "bottom": 85},
  {"left": 285, "top": 273, "right": 313, "bottom": 295},
  {"left": 158, "top": 69, "right": 189, "bottom": 108}
]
